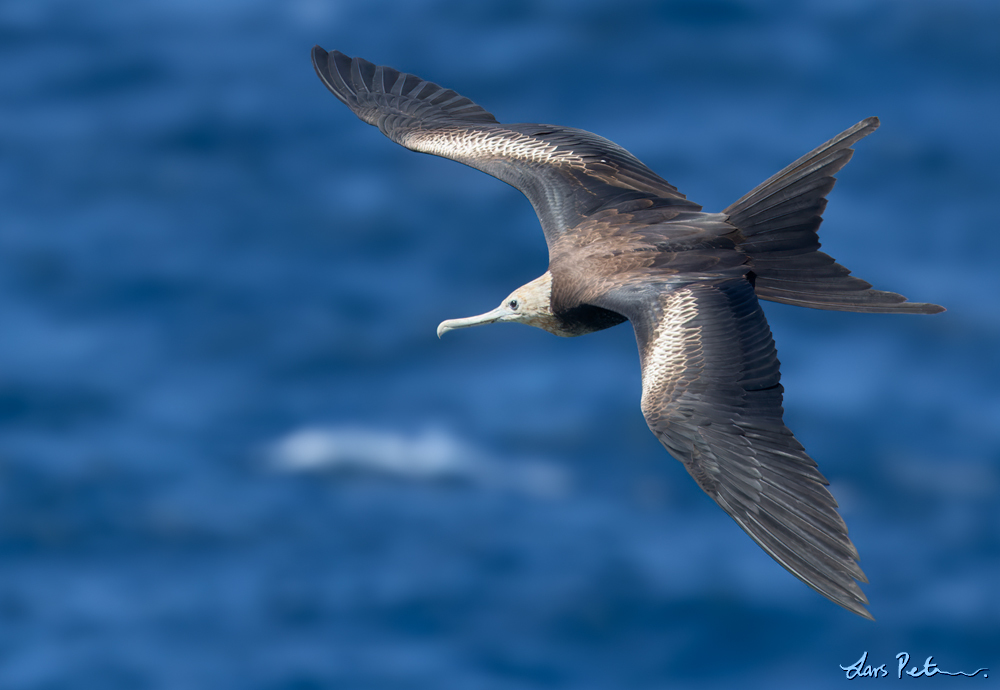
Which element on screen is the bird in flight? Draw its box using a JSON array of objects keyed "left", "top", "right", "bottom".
[{"left": 311, "top": 46, "right": 944, "bottom": 619}]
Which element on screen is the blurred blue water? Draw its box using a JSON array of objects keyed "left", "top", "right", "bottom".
[{"left": 1, "top": 0, "right": 998, "bottom": 687}]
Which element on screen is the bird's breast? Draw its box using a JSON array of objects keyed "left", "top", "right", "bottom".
[{"left": 553, "top": 302, "right": 628, "bottom": 336}]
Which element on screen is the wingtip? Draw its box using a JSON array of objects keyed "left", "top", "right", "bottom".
[
  {"left": 896, "top": 301, "right": 947, "bottom": 314},
  {"left": 311, "top": 46, "right": 353, "bottom": 76},
  {"left": 852, "top": 605, "right": 876, "bottom": 621},
  {"left": 310, "top": 45, "right": 331, "bottom": 73},
  {"left": 311, "top": 45, "right": 330, "bottom": 83},
  {"left": 829, "top": 579, "right": 874, "bottom": 620},
  {"left": 849, "top": 115, "right": 880, "bottom": 141},
  {"left": 847, "top": 588, "right": 875, "bottom": 620},
  {"left": 312, "top": 46, "right": 364, "bottom": 109}
]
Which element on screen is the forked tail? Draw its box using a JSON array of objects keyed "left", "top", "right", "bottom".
[{"left": 726, "top": 117, "right": 944, "bottom": 314}]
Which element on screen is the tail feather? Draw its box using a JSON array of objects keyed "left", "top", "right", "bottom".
[{"left": 726, "top": 118, "right": 944, "bottom": 314}]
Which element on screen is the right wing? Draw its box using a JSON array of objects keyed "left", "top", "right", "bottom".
[{"left": 312, "top": 46, "right": 699, "bottom": 249}]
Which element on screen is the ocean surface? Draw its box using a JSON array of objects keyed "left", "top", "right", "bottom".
[{"left": 1, "top": 0, "right": 998, "bottom": 687}]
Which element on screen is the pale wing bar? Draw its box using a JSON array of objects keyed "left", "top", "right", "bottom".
[{"left": 629, "top": 278, "right": 872, "bottom": 618}]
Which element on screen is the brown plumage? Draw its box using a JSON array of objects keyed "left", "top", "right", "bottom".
[{"left": 312, "top": 46, "right": 944, "bottom": 619}]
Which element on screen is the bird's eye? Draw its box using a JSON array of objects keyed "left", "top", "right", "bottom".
[{"left": 508, "top": 299, "right": 519, "bottom": 310}]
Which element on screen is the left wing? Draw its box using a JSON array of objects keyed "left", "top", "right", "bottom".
[{"left": 596, "top": 277, "right": 872, "bottom": 618}]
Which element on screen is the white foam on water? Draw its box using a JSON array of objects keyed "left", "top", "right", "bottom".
[{"left": 266, "top": 425, "right": 570, "bottom": 498}]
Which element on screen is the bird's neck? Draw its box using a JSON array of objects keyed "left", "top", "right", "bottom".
[{"left": 517, "top": 272, "right": 626, "bottom": 338}]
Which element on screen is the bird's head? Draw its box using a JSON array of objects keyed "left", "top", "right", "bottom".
[{"left": 437, "top": 272, "right": 567, "bottom": 337}]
